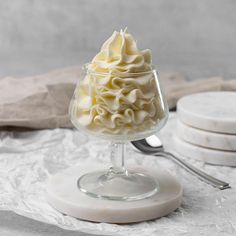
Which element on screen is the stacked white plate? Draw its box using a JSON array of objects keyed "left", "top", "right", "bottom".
[{"left": 175, "top": 92, "right": 236, "bottom": 166}]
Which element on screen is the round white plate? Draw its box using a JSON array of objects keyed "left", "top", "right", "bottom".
[
  {"left": 176, "top": 119, "right": 236, "bottom": 151},
  {"left": 177, "top": 92, "right": 236, "bottom": 134},
  {"left": 46, "top": 165, "right": 182, "bottom": 224}
]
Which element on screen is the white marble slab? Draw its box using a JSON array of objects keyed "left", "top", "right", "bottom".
[
  {"left": 177, "top": 92, "right": 236, "bottom": 134},
  {"left": 176, "top": 119, "right": 236, "bottom": 151},
  {"left": 174, "top": 135, "right": 236, "bottom": 166},
  {"left": 47, "top": 164, "right": 182, "bottom": 224}
]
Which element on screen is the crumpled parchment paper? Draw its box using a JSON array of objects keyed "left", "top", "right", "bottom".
[{"left": 0, "top": 114, "right": 235, "bottom": 236}]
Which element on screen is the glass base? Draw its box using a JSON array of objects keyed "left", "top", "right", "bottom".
[{"left": 77, "top": 169, "right": 159, "bottom": 201}]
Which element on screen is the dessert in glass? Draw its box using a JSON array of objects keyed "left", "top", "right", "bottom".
[{"left": 69, "top": 29, "right": 168, "bottom": 201}]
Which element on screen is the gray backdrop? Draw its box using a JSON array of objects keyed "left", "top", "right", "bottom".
[{"left": 0, "top": 0, "right": 235, "bottom": 79}]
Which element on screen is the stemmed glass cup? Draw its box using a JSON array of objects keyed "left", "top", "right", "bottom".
[{"left": 69, "top": 65, "right": 168, "bottom": 201}]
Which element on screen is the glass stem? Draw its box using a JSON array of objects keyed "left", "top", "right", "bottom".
[{"left": 109, "top": 142, "right": 127, "bottom": 175}]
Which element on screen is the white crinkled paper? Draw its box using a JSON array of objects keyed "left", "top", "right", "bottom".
[{"left": 0, "top": 114, "right": 235, "bottom": 236}]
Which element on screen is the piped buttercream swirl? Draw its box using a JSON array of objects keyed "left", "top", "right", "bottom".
[
  {"left": 71, "top": 29, "right": 164, "bottom": 136},
  {"left": 88, "top": 29, "right": 152, "bottom": 74}
]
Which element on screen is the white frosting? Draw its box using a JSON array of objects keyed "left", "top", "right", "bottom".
[
  {"left": 72, "top": 29, "right": 164, "bottom": 135},
  {"left": 88, "top": 29, "right": 152, "bottom": 74}
]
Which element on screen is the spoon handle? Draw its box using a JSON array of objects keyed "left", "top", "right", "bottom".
[{"left": 158, "top": 151, "right": 230, "bottom": 190}]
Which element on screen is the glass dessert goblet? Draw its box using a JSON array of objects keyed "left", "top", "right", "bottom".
[{"left": 69, "top": 66, "right": 168, "bottom": 201}]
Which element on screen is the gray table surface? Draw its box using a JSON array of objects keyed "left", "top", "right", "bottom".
[{"left": 0, "top": 211, "right": 98, "bottom": 236}]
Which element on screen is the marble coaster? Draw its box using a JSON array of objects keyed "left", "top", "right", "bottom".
[
  {"left": 177, "top": 92, "right": 236, "bottom": 134},
  {"left": 46, "top": 165, "right": 182, "bottom": 224},
  {"left": 174, "top": 135, "right": 236, "bottom": 166},
  {"left": 176, "top": 119, "right": 236, "bottom": 151}
]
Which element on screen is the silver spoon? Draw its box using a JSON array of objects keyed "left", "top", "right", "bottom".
[{"left": 131, "top": 135, "right": 230, "bottom": 190}]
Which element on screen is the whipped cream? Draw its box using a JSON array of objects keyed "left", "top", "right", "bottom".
[
  {"left": 88, "top": 29, "right": 152, "bottom": 74},
  {"left": 71, "top": 29, "right": 164, "bottom": 136}
]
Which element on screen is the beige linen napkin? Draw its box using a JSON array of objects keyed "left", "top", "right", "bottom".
[
  {"left": 159, "top": 73, "right": 233, "bottom": 110},
  {"left": 0, "top": 67, "right": 80, "bottom": 129},
  {"left": 0, "top": 67, "right": 235, "bottom": 129}
]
